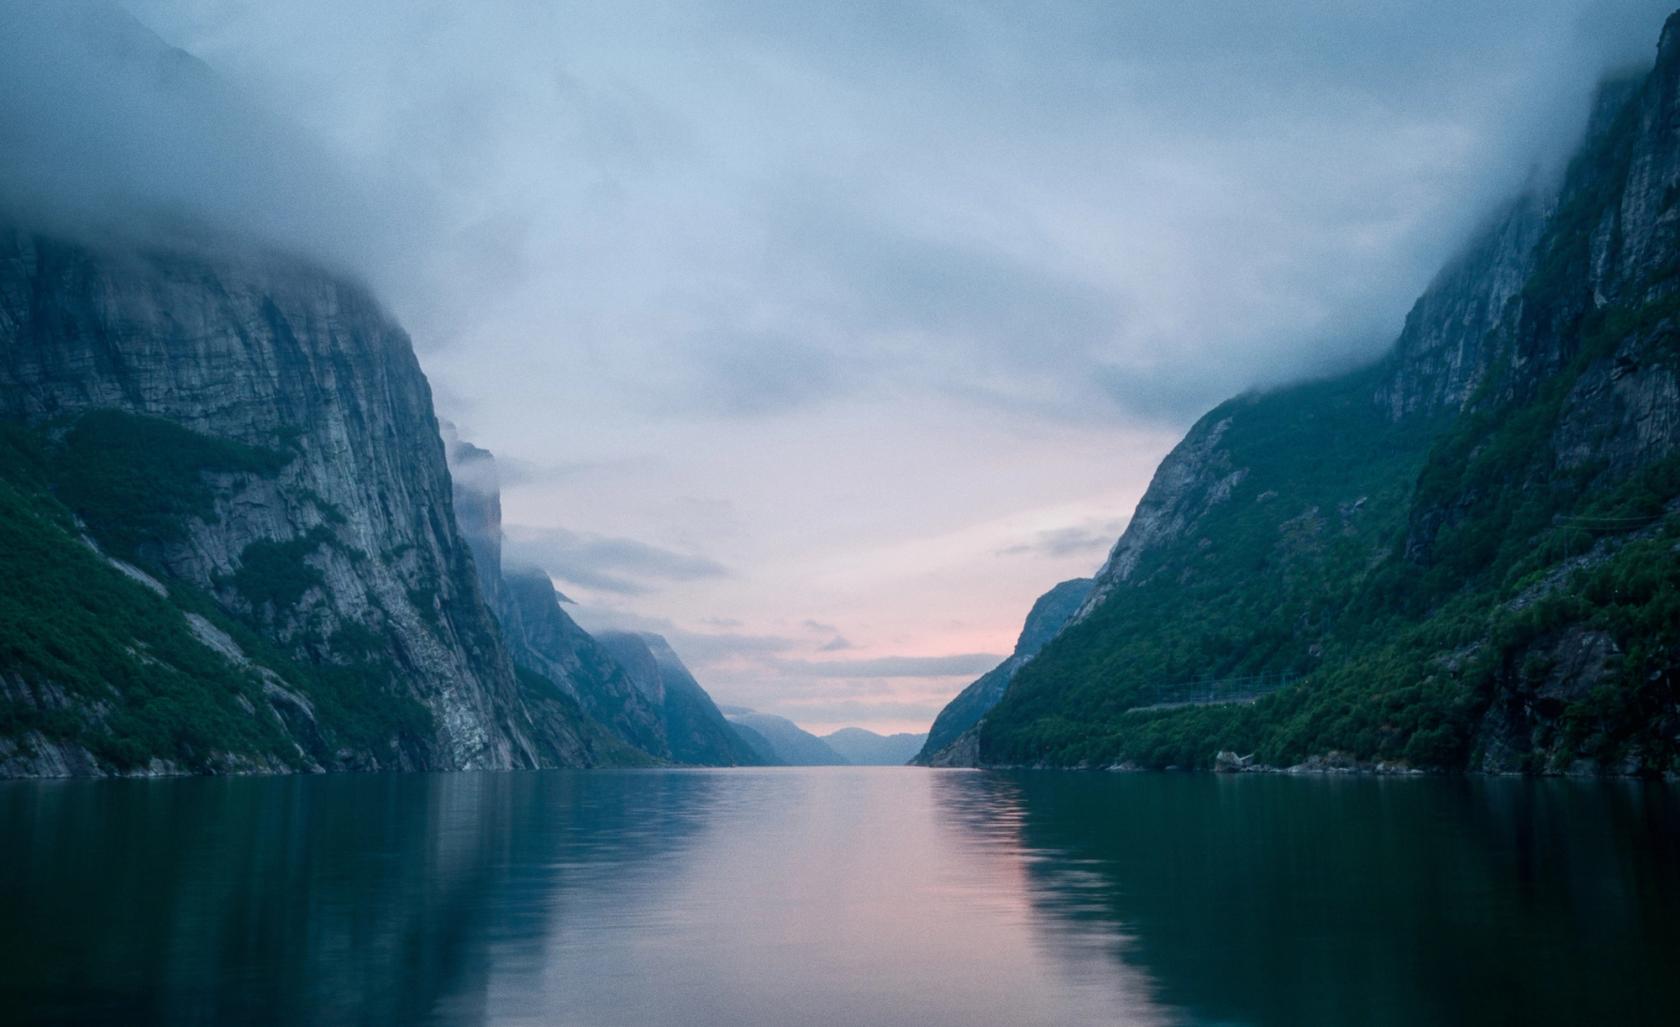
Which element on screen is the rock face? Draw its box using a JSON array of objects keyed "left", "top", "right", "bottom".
[
  {"left": 0, "top": 227, "right": 606, "bottom": 774},
  {"left": 976, "top": 18, "right": 1680, "bottom": 774},
  {"left": 912, "top": 578, "right": 1092, "bottom": 765},
  {"left": 445, "top": 433, "right": 509, "bottom": 611},
  {"left": 1372, "top": 193, "right": 1548, "bottom": 422},
  {"left": 595, "top": 632, "right": 766, "bottom": 766}
]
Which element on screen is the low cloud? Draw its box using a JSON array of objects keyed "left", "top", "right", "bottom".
[
  {"left": 817, "top": 636, "right": 855, "bottom": 652},
  {"left": 767, "top": 698, "right": 945, "bottom": 726},
  {"left": 0, "top": 1, "right": 421, "bottom": 289},
  {"left": 771, "top": 653, "right": 1005, "bottom": 679},
  {"left": 92, "top": 0, "right": 1678, "bottom": 436},
  {"left": 665, "top": 331, "right": 860, "bottom": 418},
  {"left": 495, "top": 454, "right": 660, "bottom": 489},
  {"left": 503, "top": 524, "right": 728, "bottom": 596},
  {"left": 567, "top": 606, "right": 805, "bottom": 668},
  {"left": 997, "top": 520, "right": 1127, "bottom": 559}
]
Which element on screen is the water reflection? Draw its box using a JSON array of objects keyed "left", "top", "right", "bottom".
[
  {"left": 997, "top": 772, "right": 1680, "bottom": 1027},
  {"left": 474, "top": 769, "right": 1167, "bottom": 1026},
  {"left": 2, "top": 769, "right": 1675, "bottom": 1025},
  {"left": 0, "top": 771, "right": 723, "bottom": 1024},
  {"left": 929, "top": 771, "right": 1173, "bottom": 1023}
]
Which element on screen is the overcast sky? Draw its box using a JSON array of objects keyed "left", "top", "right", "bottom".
[{"left": 6, "top": 1, "right": 1675, "bottom": 733}]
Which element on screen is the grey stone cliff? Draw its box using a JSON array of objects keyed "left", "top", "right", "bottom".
[{"left": 0, "top": 227, "right": 597, "bottom": 772}]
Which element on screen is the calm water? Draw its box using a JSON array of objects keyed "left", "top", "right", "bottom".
[{"left": 2, "top": 769, "right": 1678, "bottom": 1026}]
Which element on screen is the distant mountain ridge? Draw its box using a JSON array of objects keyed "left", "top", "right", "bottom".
[
  {"left": 822, "top": 727, "right": 927, "bottom": 766},
  {"left": 445, "top": 430, "right": 662, "bottom": 764},
  {"left": 723, "top": 710, "right": 848, "bottom": 765}
]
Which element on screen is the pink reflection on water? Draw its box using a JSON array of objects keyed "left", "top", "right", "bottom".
[{"left": 477, "top": 768, "right": 1173, "bottom": 1027}]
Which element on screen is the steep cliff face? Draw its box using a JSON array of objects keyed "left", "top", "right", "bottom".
[
  {"left": 445, "top": 432, "right": 507, "bottom": 610},
  {"left": 912, "top": 577, "right": 1091, "bottom": 765},
  {"left": 443, "top": 432, "right": 669, "bottom": 761},
  {"left": 595, "top": 632, "right": 766, "bottom": 766},
  {"left": 978, "top": 16, "right": 1680, "bottom": 775},
  {"left": 1373, "top": 194, "right": 1548, "bottom": 421},
  {"left": 0, "top": 227, "right": 601, "bottom": 774}
]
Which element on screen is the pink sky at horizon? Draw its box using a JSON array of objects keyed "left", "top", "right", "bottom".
[{"left": 484, "top": 391, "right": 1181, "bottom": 736}]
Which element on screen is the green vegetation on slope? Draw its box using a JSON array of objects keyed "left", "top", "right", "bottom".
[
  {"left": 52, "top": 410, "right": 290, "bottom": 560},
  {"left": 982, "top": 369, "right": 1446, "bottom": 767},
  {"left": 914, "top": 577, "right": 1093, "bottom": 762},
  {"left": 0, "top": 423, "right": 297, "bottom": 770},
  {"left": 0, "top": 412, "right": 440, "bottom": 773},
  {"left": 984, "top": 315, "right": 1680, "bottom": 773},
  {"left": 979, "top": 57, "right": 1680, "bottom": 775},
  {"left": 229, "top": 528, "right": 333, "bottom": 612}
]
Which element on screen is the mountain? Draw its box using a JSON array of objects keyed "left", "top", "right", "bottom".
[
  {"left": 0, "top": 2, "right": 766, "bottom": 777},
  {"left": 499, "top": 570, "right": 664, "bottom": 761},
  {"left": 0, "top": 1, "right": 627, "bottom": 777},
  {"left": 443, "top": 432, "right": 671, "bottom": 762},
  {"left": 0, "top": 224, "right": 623, "bottom": 775},
  {"left": 912, "top": 578, "right": 1092, "bottom": 765},
  {"left": 594, "top": 632, "right": 767, "bottom": 766},
  {"left": 728, "top": 719, "right": 782, "bottom": 764},
  {"left": 971, "top": 20, "right": 1680, "bottom": 775},
  {"left": 724, "top": 711, "right": 848, "bottom": 765},
  {"left": 822, "top": 727, "right": 926, "bottom": 766}
]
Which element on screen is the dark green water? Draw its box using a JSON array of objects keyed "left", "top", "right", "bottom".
[{"left": 1, "top": 769, "right": 1676, "bottom": 1025}]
